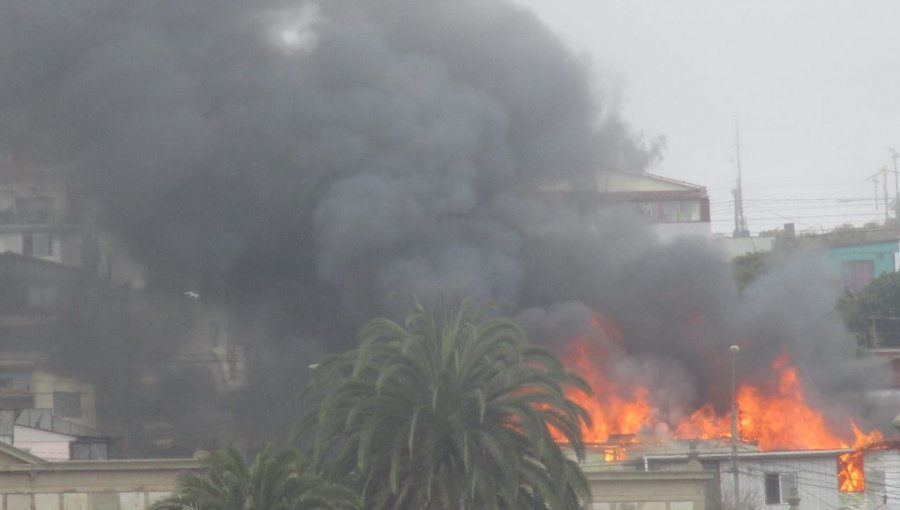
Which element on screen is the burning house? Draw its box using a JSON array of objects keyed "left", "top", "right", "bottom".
[
  {"left": 533, "top": 309, "right": 898, "bottom": 509},
  {"left": 0, "top": 3, "right": 896, "bottom": 502}
]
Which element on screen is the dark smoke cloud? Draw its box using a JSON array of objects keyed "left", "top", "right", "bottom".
[{"left": 0, "top": 0, "right": 888, "bottom": 449}]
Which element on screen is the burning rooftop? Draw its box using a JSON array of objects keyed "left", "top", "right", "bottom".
[
  {"left": 546, "top": 310, "right": 892, "bottom": 500},
  {"left": 550, "top": 312, "right": 884, "bottom": 451}
]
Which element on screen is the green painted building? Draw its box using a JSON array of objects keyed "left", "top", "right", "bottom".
[{"left": 829, "top": 239, "right": 899, "bottom": 292}]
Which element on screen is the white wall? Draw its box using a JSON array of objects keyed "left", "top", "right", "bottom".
[
  {"left": 861, "top": 449, "right": 900, "bottom": 509},
  {"left": 713, "top": 236, "right": 775, "bottom": 259},
  {"left": 13, "top": 426, "right": 73, "bottom": 461},
  {"left": 717, "top": 456, "right": 839, "bottom": 509},
  {"left": 652, "top": 222, "right": 713, "bottom": 244}
]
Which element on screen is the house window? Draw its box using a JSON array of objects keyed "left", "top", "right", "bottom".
[
  {"left": 678, "top": 200, "right": 700, "bottom": 221},
  {"left": 633, "top": 203, "right": 654, "bottom": 220},
  {"left": 15, "top": 197, "right": 54, "bottom": 224},
  {"left": 22, "top": 233, "right": 52, "bottom": 257},
  {"left": 651, "top": 200, "right": 701, "bottom": 223},
  {"left": 52, "top": 391, "right": 82, "bottom": 418},
  {"left": 72, "top": 441, "right": 108, "bottom": 460},
  {"left": 658, "top": 202, "right": 677, "bottom": 222},
  {"left": 0, "top": 371, "right": 31, "bottom": 394},
  {"left": 765, "top": 472, "right": 798, "bottom": 504}
]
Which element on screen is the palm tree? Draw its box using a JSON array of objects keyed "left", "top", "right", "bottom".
[
  {"left": 153, "top": 445, "right": 359, "bottom": 510},
  {"left": 295, "top": 300, "right": 591, "bottom": 510}
]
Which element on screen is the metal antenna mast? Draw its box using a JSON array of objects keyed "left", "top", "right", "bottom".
[{"left": 732, "top": 120, "right": 749, "bottom": 237}]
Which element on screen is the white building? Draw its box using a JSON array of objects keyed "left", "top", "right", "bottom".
[
  {"left": 0, "top": 441, "right": 197, "bottom": 510},
  {"left": 0, "top": 163, "right": 86, "bottom": 267},
  {"left": 539, "top": 171, "right": 713, "bottom": 242},
  {"left": 640, "top": 446, "right": 900, "bottom": 510}
]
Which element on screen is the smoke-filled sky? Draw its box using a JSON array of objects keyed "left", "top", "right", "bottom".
[
  {"left": 0, "top": 0, "right": 891, "bottom": 444},
  {"left": 513, "top": 0, "right": 900, "bottom": 235}
]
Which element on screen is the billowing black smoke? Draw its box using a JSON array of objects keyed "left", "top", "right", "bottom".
[{"left": 0, "top": 0, "right": 887, "bottom": 451}]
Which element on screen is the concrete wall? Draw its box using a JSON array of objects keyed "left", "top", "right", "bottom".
[
  {"left": 0, "top": 459, "right": 197, "bottom": 510},
  {"left": 4, "top": 491, "right": 173, "bottom": 510},
  {"left": 586, "top": 471, "right": 712, "bottom": 510}
]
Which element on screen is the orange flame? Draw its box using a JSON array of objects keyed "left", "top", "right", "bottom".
[
  {"left": 737, "top": 352, "right": 848, "bottom": 450},
  {"left": 554, "top": 318, "right": 655, "bottom": 443},
  {"left": 553, "top": 314, "right": 883, "bottom": 493},
  {"left": 838, "top": 450, "right": 865, "bottom": 492}
]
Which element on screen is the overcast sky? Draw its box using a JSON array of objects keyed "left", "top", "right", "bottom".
[{"left": 513, "top": 0, "right": 900, "bottom": 235}]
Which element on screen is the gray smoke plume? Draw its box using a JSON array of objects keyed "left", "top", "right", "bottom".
[{"left": 0, "top": 0, "right": 888, "bottom": 451}]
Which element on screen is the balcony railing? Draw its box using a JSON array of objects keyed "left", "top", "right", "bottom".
[{"left": 0, "top": 210, "right": 57, "bottom": 226}]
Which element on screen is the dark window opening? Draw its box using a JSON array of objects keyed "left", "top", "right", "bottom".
[
  {"left": 23, "top": 234, "right": 52, "bottom": 257},
  {"left": 842, "top": 260, "right": 875, "bottom": 293},
  {"left": 765, "top": 472, "right": 797, "bottom": 504},
  {"left": 53, "top": 391, "right": 82, "bottom": 418},
  {"left": 72, "top": 441, "right": 108, "bottom": 460}
]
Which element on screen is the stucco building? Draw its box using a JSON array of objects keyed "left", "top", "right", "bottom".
[{"left": 0, "top": 441, "right": 198, "bottom": 510}]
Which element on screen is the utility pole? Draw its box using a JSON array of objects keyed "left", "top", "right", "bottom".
[
  {"left": 869, "top": 174, "right": 880, "bottom": 212},
  {"left": 733, "top": 120, "right": 749, "bottom": 238},
  {"left": 891, "top": 148, "right": 899, "bottom": 223},
  {"left": 787, "top": 487, "right": 801, "bottom": 510},
  {"left": 730, "top": 345, "right": 741, "bottom": 508},
  {"left": 868, "top": 167, "right": 892, "bottom": 223}
]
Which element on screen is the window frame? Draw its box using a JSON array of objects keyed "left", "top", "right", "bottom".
[
  {"left": 765, "top": 471, "right": 798, "bottom": 504},
  {"left": 22, "top": 233, "right": 53, "bottom": 258}
]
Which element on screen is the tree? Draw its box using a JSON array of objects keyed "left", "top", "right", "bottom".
[
  {"left": 153, "top": 446, "right": 359, "bottom": 510},
  {"left": 733, "top": 251, "right": 768, "bottom": 291},
  {"left": 840, "top": 271, "right": 900, "bottom": 347},
  {"left": 295, "top": 300, "right": 591, "bottom": 510}
]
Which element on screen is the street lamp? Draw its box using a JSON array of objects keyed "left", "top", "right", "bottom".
[{"left": 730, "top": 345, "right": 741, "bottom": 508}]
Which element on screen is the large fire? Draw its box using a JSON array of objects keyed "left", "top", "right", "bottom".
[{"left": 552, "top": 314, "right": 885, "bottom": 493}]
